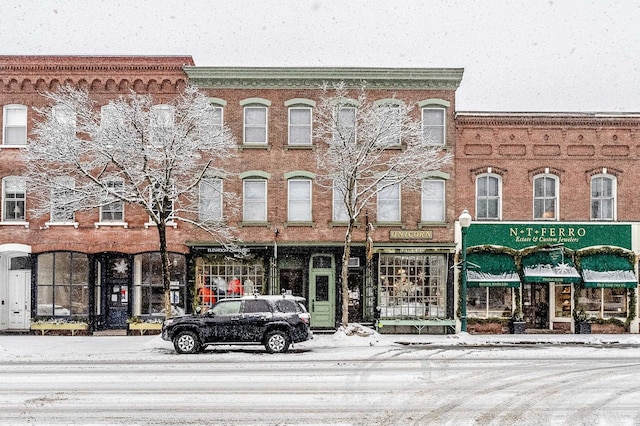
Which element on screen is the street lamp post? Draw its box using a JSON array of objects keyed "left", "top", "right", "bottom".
[{"left": 459, "top": 209, "right": 472, "bottom": 332}]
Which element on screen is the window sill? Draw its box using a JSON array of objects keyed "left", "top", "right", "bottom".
[
  {"left": 0, "top": 221, "right": 29, "bottom": 228},
  {"left": 285, "top": 145, "right": 315, "bottom": 151},
  {"left": 144, "top": 221, "right": 177, "bottom": 229},
  {"left": 239, "top": 221, "right": 271, "bottom": 227},
  {"left": 240, "top": 144, "right": 270, "bottom": 150},
  {"left": 94, "top": 221, "right": 128, "bottom": 229},
  {"left": 374, "top": 222, "right": 404, "bottom": 228},
  {"left": 418, "top": 221, "right": 448, "bottom": 228},
  {"left": 45, "top": 221, "right": 79, "bottom": 229},
  {"left": 284, "top": 221, "right": 316, "bottom": 227},
  {"left": 0, "top": 145, "right": 27, "bottom": 149}
]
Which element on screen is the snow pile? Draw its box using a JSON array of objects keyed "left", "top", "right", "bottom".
[{"left": 330, "top": 323, "right": 386, "bottom": 346}]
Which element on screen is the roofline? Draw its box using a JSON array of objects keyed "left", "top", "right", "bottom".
[
  {"left": 457, "top": 111, "right": 640, "bottom": 118},
  {"left": 184, "top": 66, "right": 464, "bottom": 90}
]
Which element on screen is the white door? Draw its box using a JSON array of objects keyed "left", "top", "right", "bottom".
[{"left": 8, "top": 269, "right": 30, "bottom": 330}]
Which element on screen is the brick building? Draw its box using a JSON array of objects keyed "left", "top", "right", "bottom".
[
  {"left": 0, "top": 57, "right": 464, "bottom": 334},
  {"left": 0, "top": 56, "right": 195, "bottom": 332},
  {"left": 455, "top": 112, "right": 640, "bottom": 333}
]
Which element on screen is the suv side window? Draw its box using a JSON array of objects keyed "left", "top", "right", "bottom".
[
  {"left": 243, "top": 299, "right": 271, "bottom": 314},
  {"left": 276, "top": 299, "right": 300, "bottom": 313},
  {"left": 212, "top": 300, "right": 242, "bottom": 316}
]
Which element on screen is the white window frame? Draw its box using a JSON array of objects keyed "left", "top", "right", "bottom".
[
  {"left": 378, "top": 104, "right": 402, "bottom": 147},
  {"left": 243, "top": 106, "right": 268, "bottom": 144},
  {"left": 243, "top": 179, "right": 267, "bottom": 222},
  {"left": 533, "top": 174, "right": 559, "bottom": 220},
  {"left": 591, "top": 174, "right": 616, "bottom": 221},
  {"left": 52, "top": 104, "right": 76, "bottom": 136},
  {"left": 145, "top": 183, "right": 177, "bottom": 229},
  {"left": 421, "top": 179, "right": 445, "bottom": 222},
  {"left": 288, "top": 107, "right": 312, "bottom": 145},
  {"left": 287, "top": 179, "right": 312, "bottom": 222},
  {"left": 199, "top": 178, "right": 223, "bottom": 222},
  {"left": 377, "top": 181, "right": 401, "bottom": 223},
  {"left": 421, "top": 107, "right": 445, "bottom": 145},
  {"left": 3, "top": 104, "right": 27, "bottom": 146},
  {"left": 210, "top": 106, "right": 223, "bottom": 136},
  {"left": 150, "top": 104, "right": 174, "bottom": 147},
  {"left": 96, "top": 179, "right": 127, "bottom": 227},
  {"left": 46, "top": 177, "right": 78, "bottom": 227},
  {"left": 335, "top": 106, "right": 356, "bottom": 143},
  {"left": 332, "top": 181, "right": 350, "bottom": 222},
  {"left": 1, "top": 176, "right": 27, "bottom": 224},
  {"left": 476, "top": 174, "right": 502, "bottom": 220}
]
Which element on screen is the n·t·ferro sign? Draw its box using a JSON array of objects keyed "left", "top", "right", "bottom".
[{"left": 389, "top": 230, "right": 433, "bottom": 240}]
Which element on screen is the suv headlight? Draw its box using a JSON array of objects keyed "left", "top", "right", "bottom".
[{"left": 163, "top": 318, "right": 175, "bottom": 327}]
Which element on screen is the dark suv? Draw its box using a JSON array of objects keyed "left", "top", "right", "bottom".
[{"left": 162, "top": 295, "right": 312, "bottom": 354}]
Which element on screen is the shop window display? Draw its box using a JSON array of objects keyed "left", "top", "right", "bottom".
[
  {"left": 554, "top": 284, "right": 572, "bottom": 318},
  {"left": 196, "top": 258, "right": 264, "bottom": 307},
  {"left": 467, "top": 287, "right": 513, "bottom": 319},
  {"left": 36, "top": 252, "right": 89, "bottom": 317},
  {"left": 377, "top": 254, "right": 447, "bottom": 318},
  {"left": 132, "top": 253, "right": 187, "bottom": 317},
  {"left": 577, "top": 287, "right": 627, "bottom": 319}
]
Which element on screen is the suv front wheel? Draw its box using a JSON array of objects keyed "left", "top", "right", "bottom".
[
  {"left": 264, "top": 330, "right": 291, "bottom": 353},
  {"left": 173, "top": 330, "right": 201, "bottom": 354}
]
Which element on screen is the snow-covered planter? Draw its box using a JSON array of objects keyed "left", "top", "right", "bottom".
[
  {"left": 127, "top": 317, "right": 164, "bottom": 335},
  {"left": 31, "top": 318, "right": 89, "bottom": 336}
]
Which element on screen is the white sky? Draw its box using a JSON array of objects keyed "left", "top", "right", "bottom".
[{"left": 2, "top": 0, "right": 639, "bottom": 112}]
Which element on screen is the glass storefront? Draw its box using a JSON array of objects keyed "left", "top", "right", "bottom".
[
  {"left": 467, "top": 287, "right": 513, "bottom": 318},
  {"left": 36, "top": 252, "right": 89, "bottom": 317},
  {"left": 132, "top": 253, "right": 187, "bottom": 317},
  {"left": 195, "top": 256, "right": 265, "bottom": 308}
]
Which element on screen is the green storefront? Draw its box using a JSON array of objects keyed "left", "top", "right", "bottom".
[{"left": 463, "top": 223, "right": 637, "bottom": 333}]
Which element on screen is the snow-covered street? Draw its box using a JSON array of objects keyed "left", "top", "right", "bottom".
[{"left": 2, "top": 331, "right": 640, "bottom": 425}]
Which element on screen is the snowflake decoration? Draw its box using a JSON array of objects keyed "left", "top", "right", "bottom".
[
  {"left": 555, "top": 262, "right": 572, "bottom": 275},
  {"left": 113, "top": 259, "right": 129, "bottom": 275}
]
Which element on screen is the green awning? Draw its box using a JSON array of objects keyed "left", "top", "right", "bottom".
[
  {"left": 579, "top": 251, "right": 637, "bottom": 289},
  {"left": 466, "top": 251, "right": 520, "bottom": 288},
  {"left": 522, "top": 248, "right": 581, "bottom": 284}
]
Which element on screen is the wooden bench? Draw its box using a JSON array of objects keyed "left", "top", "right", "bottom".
[
  {"left": 375, "top": 318, "right": 456, "bottom": 334},
  {"left": 31, "top": 322, "right": 88, "bottom": 336}
]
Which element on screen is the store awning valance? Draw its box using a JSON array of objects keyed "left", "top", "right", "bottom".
[
  {"left": 579, "top": 251, "right": 637, "bottom": 289},
  {"left": 521, "top": 247, "right": 581, "bottom": 284},
  {"left": 466, "top": 251, "right": 520, "bottom": 288}
]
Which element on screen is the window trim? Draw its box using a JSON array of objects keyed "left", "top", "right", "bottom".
[
  {"left": 198, "top": 177, "right": 223, "bottom": 222},
  {"left": 1, "top": 176, "right": 28, "bottom": 226},
  {"left": 242, "top": 178, "right": 268, "bottom": 222},
  {"left": 332, "top": 181, "right": 350, "bottom": 223},
  {"left": 287, "top": 178, "right": 313, "bottom": 223},
  {"left": 377, "top": 181, "right": 401, "bottom": 223},
  {"left": 2, "top": 104, "right": 28, "bottom": 146},
  {"left": 243, "top": 104, "right": 269, "bottom": 145},
  {"left": 287, "top": 106, "right": 313, "bottom": 146},
  {"left": 421, "top": 179, "right": 446, "bottom": 223},
  {"left": 533, "top": 174, "right": 559, "bottom": 220},
  {"left": 96, "top": 179, "right": 128, "bottom": 228},
  {"left": 150, "top": 104, "right": 174, "bottom": 147},
  {"left": 421, "top": 106, "right": 446, "bottom": 146},
  {"left": 476, "top": 173, "right": 502, "bottom": 221},
  {"left": 590, "top": 174, "right": 616, "bottom": 221}
]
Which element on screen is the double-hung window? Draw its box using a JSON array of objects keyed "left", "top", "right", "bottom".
[
  {"left": 288, "top": 107, "right": 312, "bottom": 145},
  {"left": 2, "top": 176, "right": 26, "bottom": 222},
  {"left": 50, "top": 177, "right": 76, "bottom": 223},
  {"left": 288, "top": 179, "right": 312, "bottom": 222},
  {"left": 476, "top": 174, "right": 501, "bottom": 220},
  {"left": 421, "top": 179, "right": 445, "bottom": 222},
  {"left": 3, "top": 104, "right": 27, "bottom": 146},
  {"left": 332, "top": 181, "right": 350, "bottom": 222},
  {"left": 335, "top": 106, "right": 356, "bottom": 144},
  {"left": 243, "top": 179, "right": 267, "bottom": 221},
  {"left": 377, "top": 181, "right": 401, "bottom": 222},
  {"left": 591, "top": 175, "right": 615, "bottom": 221},
  {"left": 244, "top": 106, "right": 268, "bottom": 144},
  {"left": 533, "top": 174, "right": 558, "bottom": 220},
  {"left": 199, "top": 178, "right": 223, "bottom": 222},
  {"left": 422, "top": 107, "right": 445, "bottom": 145},
  {"left": 52, "top": 104, "right": 76, "bottom": 137},
  {"left": 150, "top": 104, "right": 174, "bottom": 147},
  {"left": 377, "top": 104, "right": 402, "bottom": 147},
  {"left": 101, "top": 179, "right": 124, "bottom": 222}
]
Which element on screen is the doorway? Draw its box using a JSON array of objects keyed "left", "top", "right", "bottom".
[
  {"left": 8, "top": 255, "right": 31, "bottom": 330},
  {"left": 523, "top": 283, "right": 549, "bottom": 329},
  {"left": 101, "top": 254, "right": 132, "bottom": 329},
  {"left": 308, "top": 254, "right": 335, "bottom": 328}
]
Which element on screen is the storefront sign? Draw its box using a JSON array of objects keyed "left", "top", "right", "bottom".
[
  {"left": 389, "top": 230, "right": 433, "bottom": 240},
  {"left": 466, "top": 223, "right": 632, "bottom": 250}
]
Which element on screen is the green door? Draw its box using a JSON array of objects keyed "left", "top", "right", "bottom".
[{"left": 309, "top": 254, "right": 335, "bottom": 328}]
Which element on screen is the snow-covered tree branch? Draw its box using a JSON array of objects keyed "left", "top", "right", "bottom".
[
  {"left": 26, "top": 85, "right": 239, "bottom": 317},
  {"left": 314, "top": 82, "right": 453, "bottom": 327}
]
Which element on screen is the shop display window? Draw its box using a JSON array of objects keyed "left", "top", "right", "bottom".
[
  {"left": 36, "top": 252, "right": 89, "bottom": 317},
  {"left": 576, "top": 287, "right": 627, "bottom": 319},
  {"left": 196, "top": 258, "right": 264, "bottom": 307},
  {"left": 467, "top": 287, "right": 513, "bottom": 318},
  {"left": 377, "top": 254, "right": 447, "bottom": 318},
  {"left": 554, "top": 284, "right": 572, "bottom": 318},
  {"left": 132, "top": 253, "right": 187, "bottom": 317}
]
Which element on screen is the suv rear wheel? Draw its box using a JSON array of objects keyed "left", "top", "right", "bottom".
[
  {"left": 264, "top": 330, "right": 290, "bottom": 353},
  {"left": 173, "top": 330, "right": 200, "bottom": 354}
]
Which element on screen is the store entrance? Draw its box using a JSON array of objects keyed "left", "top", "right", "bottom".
[
  {"left": 523, "top": 283, "right": 549, "bottom": 329},
  {"left": 101, "top": 254, "right": 132, "bottom": 329}
]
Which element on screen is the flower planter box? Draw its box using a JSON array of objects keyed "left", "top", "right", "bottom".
[
  {"left": 128, "top": 322, "right": 162, "bottom": 335},
  {"left": 31, "top": 322, "right": 88, "bottom": 336},
  {"left": 468, "top": 322, "right": 504, "bottom": 334},
  {"left": 509, "top": 321, "right": 526, "bottom": 334},
  {"left": 591, "top": 323, "right": 625, "bottom": 334}
]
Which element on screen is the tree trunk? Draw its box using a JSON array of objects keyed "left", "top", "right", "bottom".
[
  {"left": 157, "top": 221, "right": 172, "bottom": 319},
  {"left": 340, "top": 220, "right": 354, "bottom": 327}
]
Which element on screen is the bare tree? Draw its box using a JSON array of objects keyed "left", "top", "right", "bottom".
[
  {"left": 314, "top": 83, "right": 452, "bottom": 327},
  {"left": 26, "top": 85, "right": 238, "bottom": 318}
]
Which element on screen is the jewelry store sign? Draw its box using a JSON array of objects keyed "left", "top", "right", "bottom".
[
  {"left": 466, "top": 223, "right": 632, "bottom": 250},
  {"left": 389, "top": 230, "right": 433, "bottom": 240}
]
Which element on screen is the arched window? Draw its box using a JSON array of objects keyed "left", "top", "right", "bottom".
[
  {"left": 476, "top": 174, "right": 501, "bottom": 220},
  {"left": 591, "top": 174, "right": 616, "bottom": 221}
]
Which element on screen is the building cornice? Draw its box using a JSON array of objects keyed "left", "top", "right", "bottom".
[
  {"left": 184, "top": 67, "right": 464, "bottom": 90},
  {"left": 456, "top": 112, "right": 640, "bottom": 128}
]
